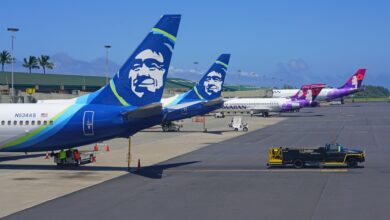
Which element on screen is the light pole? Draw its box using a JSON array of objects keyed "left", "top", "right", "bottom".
[
  {"left": 193, "top": 61, "right": 199, "bottom": 74},
  {"left": 7, "top": 27, "right": 19, "bottom": 101},
  {"left": 237, "top": 69, "right": 242, "bottom": 91},
  {"left": 104, "top": 45, "right": 111, "bottom": 84}
]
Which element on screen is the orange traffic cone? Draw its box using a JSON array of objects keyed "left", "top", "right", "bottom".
[
  {"left": 92, "top": 156, "right": 96, "bottom": 163},
  {"left": 45, "top": 152, "right": 49, "bottom": 159},
  {"left": 105, "top": 145, "right": 110, "bottom": 152},
  {"left": 137, "top": 159, "right": 141, "bottom": 170},
  {"left": 94, "top": 144, "right": 99, "bottom": 151}
]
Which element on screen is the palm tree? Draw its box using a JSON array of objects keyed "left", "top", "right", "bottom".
[
  {"left": 23, "top": 56, "right": 40, "bottom": 74},
  {"left": 38, "top": 55, "right": 54, "bottom": 74},
  {"left": 0, "top": 50, "right": 12, "bottom": 72}
]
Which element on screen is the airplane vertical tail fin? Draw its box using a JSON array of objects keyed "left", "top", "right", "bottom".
[
  {"left": 292, "top": 83, "right": 325, "bottom": 102},
  {"left": 290, "top": 86, "right": 307, "bottom": 100},
  {"left": 175, "top": 54, "right": 230, "bottom": 104},
  {"left": 339, "top": 68, "right": 366, "bottom": 90},
  {"left": 309, "top": 83, "right": 326, "bottom": 102},
  {"left": 90, "top": 15, "right": 181, "bottom": 107}
]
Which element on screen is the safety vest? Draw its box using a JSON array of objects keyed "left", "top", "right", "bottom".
[{"left": 59, "top": 150, "right": 66, "bottom": 159}]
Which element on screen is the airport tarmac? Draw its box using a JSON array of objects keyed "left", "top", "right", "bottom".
[
  {"left": 3, "top": 102, "right": 390, "bottom": 220},
  {"left": 0, "top": 115, "right": 284, "bottom": 218}
]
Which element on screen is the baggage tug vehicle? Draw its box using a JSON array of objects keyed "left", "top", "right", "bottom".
[{"left": 267, "top": 143, "right": 365, "bottom": 168}]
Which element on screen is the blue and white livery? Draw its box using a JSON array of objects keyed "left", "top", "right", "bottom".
[
  {"left": 0, "top": 14, "right": 181, "bottom": 152},
  {"left": 161, "top": 54, "right": 230, "bottom": 124}
]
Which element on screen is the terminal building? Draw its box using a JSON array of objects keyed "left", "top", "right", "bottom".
[{"left": 0, "top": 71, "right": 270, "bottom": 103}]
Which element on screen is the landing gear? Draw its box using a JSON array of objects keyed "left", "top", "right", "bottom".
[
  {"left": 161, "top": 121, "right": 182, "bottom": 132},
  {"left": 262, "top": 112, "right": 269, "bottom": 118}
]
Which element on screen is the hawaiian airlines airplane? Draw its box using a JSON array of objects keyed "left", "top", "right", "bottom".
[
  {"left": 273, "top": 69, "right": 366, "bottom": 103},
  {"left": 0, "top": 14, "right": 181, "bottom": 152},
  {"left": 290, "top": 84, "right": 326, "bottom": 108},
  {"left": 161, "top": 54, "right": 230, "bottom": 126},
  {"left": 221, "top": 84, "right": 324, "bottom": 117}
]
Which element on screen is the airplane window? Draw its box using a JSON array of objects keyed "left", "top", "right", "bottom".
[
  {"left": 31, "top": 121, "right": 35, "bottom": 126},
  {"left": 1, "top": 121, "right": 4, "bottom": 126},
  {"left": 49, "top": 121, "right": 54, "bottom": 125},
  {"left": 19, "top": 121, "right": 23, "bottom": 126},
  {"left": 37, "top": 121, "right": 42, "bottom": 126},
  {"left": 25, "top": 121, "right": 29, "bottom": 126},
  {"left": 13, "top": 121, "right": 17, "bottom": 125},
  {"left": 8, "top": 121, "right": 11, "bottom": 125},
  {"left": 43, "top": 121, "right": 47, "bottom": 125}
]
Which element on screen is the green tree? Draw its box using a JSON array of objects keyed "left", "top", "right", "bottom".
[
  {"left": 23, "top": 56, "right": 40, "bottom": 74},
  {"left": 0, "top": 50, "right": 12, "bottom": 72},
  {"left": 354, "top": 85, "right": 390, "bottom": 98},
  {"left": 38, "top": 55, "right": 54, "bottom": 74}
]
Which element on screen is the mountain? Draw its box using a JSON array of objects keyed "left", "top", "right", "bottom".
[
  {"left": 3, "top": 53, "right": 389, "bottom": 89},
  {"left": 50, "top": 53, "right": 120, "bottom": 76}
]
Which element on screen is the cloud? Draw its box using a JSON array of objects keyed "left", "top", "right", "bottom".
[
  {"left": 287, "top": 58, "right": 309, "bottom": 72},
  {"left": 169, "top": 66, "right": 202, "bottom": 75},
  {"left": 237, "top": 71, "right": 259, "bottom": 78}
]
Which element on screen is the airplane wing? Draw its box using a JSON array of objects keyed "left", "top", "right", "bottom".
[
  {"left": 250, "top": 107, "right": 273, "bottom": 112},
  {"left": 121, "top": 103, "right": 162, "bottom": 121}
]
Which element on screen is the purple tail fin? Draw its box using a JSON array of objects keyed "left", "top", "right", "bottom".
[{"left": 339, "top": 69, "right": 366, "bottom": 89}]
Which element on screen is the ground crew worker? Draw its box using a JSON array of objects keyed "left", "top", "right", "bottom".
[
  {"left": 59, "top": 149, "right": 66, "bottom": 164},
  {"left": 73, "top": 149, "right": 81, "bottom": 164}
]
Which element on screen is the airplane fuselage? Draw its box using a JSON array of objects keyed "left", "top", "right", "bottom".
[
  {"left": 0, "top": 97, "right": 162, "bottom": 152},
  {"left": 273, "top": 88, "right": 359, "bottom": 101},
  {"left": 222, "top": 98, "right": 300, "bottom": 114}
]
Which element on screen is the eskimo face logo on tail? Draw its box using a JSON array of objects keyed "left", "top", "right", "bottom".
[
  {"left": 89, "top": 15, "right": 181, "bottom": 107},
  {"left": 129, "top": 49, "right": 166, "bottom": 98},
  {"left": 204, "top": 71, "right": 223, "bottom": 95}
]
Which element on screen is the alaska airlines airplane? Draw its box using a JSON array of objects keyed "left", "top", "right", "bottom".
[
  {"left": 161, "top": 54, "right": 230, "bottom": 126},
  {"left": 0, "top": 14, "right": 181, "bottom": 152},
  {"left": 221, "top": 84, "right": 323, "bottom": 117},
  {"left": 273, "top": 69, "right": 366, "bottom": 103}
]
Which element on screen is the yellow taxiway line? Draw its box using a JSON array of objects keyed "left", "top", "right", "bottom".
[{"left": 166, "top": 169, "right": 348, "bottom": 173}]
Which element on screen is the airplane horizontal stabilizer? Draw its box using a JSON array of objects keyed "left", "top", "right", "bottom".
[
  {"left": 202, "top": 97, "right": 224, "bottom": 107},
  {"left": 121, "top": 103, "right": 162, "bottom": 120}
]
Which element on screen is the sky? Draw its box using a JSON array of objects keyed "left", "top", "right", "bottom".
[{"left": 0, "top": 0, "right": 389, "bottom": 88}]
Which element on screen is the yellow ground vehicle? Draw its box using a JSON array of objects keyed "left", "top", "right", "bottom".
[{"left": 267, "top": 143, "right": 365, "bottom": 168}]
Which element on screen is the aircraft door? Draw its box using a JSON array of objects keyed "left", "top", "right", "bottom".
[{"left": 83, "top": 111, "right": 94, "bottom": 136}]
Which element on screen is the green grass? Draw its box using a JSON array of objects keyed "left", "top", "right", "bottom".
[{"left": 345, "top": 97, "right": 389, "bottom": 102}]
